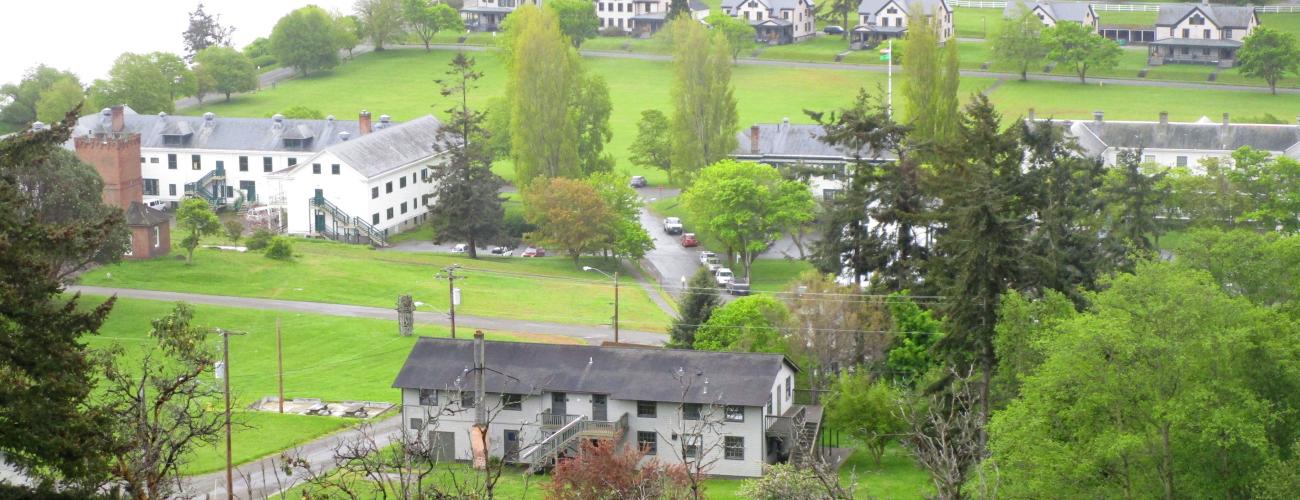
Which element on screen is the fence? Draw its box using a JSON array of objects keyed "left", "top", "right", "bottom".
[{"left": 950, "top": 0, "right": 1297, "bottom": 14}]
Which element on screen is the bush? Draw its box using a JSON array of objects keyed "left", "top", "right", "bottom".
[
  {"left": 264, "top": 236, "right": 294, "bottom": 260},
  {"left": 252, "top": 54, "right": 276, "bottom": 68},
  {"left": 224, "top": 219, "right": 244, "bottom": 242},
  {"left": 739, "top": 463, "right": 836, "bottom": 500},
  {"left": 246, "top": 229, "right": 273, "bottom": 250},
  {"left": 502, "top": 210, "right": 535, "bottom": 239},
  {"left": 599, "top": 26, "right": 628, "bottom": 37}
]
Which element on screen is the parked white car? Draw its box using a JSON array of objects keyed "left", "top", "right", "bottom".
[
  {"left": 698, "top": 251, "right": 716, "bottom": 265},
  {"left": 145, "top": 199, "right": 169, "bottom": 211},
  {"left": 452, "top": 243, "right": 468, "bottom": 253},
  {"left": 714, "top": 268, "right": 734, "bottom": 286},
  {"left": 663, "top": 217, "right": 683, "bottom": 234},
  {"left": 704, "top": 256, "right": 722, "bottom": 272}
]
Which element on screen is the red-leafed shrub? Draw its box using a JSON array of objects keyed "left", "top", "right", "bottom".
[{"left": 546, "top": 435, "right": 692, "bottom": 500}]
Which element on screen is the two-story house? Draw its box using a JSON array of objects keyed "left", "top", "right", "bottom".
[
  {"left": 720, "top": 0, "right": 817, "bottom": 45},
  {"left": 732, "top": 119, "right": 893, "bottom": 201},
  {"left": 1053, "top": 110, "right": 1300, "bottom": 170},
  {"left": 626, "top": 0, "right": 711, "bottom": 37},
  {"left": 852, "top": 0, "right": 953, "bottom": 46},
  {"left": 392, "top": 335, "right": 823, "bottom": 477},
  {"left": 461, "top": 0, "right": 541, "bottom": 32},
  {"left": 70, "top": 108, "right": 451, "bottom": 247},
  {"left": 1149, "top": 3, "right": 1258, "bottom": 67},
  {"left": 1002, "top": 0, "right": 1096, "bottom": 30}
]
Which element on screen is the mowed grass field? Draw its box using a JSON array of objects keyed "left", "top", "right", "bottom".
[
  {"left": 87, "top": 295, "right": 578, "bottom": 474},
  {"left": 79, "top": 238, "right": 671, "bottom": 331}
]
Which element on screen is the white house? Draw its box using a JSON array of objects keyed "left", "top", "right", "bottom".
[
  {"left": 720, "top": 0, "right": 817, "bottom": 45},
  {"left": 461, "top": 0, "right": 542, "bottom": 31},
  {"left": 1002, "top": 0, "right": 1096, "bottom": 30},
  {"left": 622, "top": 0, "right": 710, "bottom": 36},
  {"left": 392, "top": 335, "right": 821, "bottom": 478},
  {"left": 852, "top": 0, "right": 953, "bottom": 45},
  {"left": 1053, "top": 110, "right": 1300, "bottom": 171},
  {"left": 732, "top": 119, "right": 893, "bottom": 201},
  {"left": 1149, "top": 3, "right": 1258, "bottom": 66},
  {"left": 71, "top": 108, "right": 449, "bottom": 246}
]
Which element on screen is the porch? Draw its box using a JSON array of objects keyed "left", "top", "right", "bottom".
[
  {"left": 754, "top": 20, "right": 794, "bottom": 45},
  {"left": 462, "top": 7, "right": 512, "bottom": 32},
  {"left": 851, "top": 25, "right": 907, "bottom": 46},
  {"left": 1148, "top": 38, "right": 1241, "bottom": 67}
]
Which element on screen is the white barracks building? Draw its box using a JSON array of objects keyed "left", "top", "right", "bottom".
[{"left": 71, "top": 106, "right": 449, "bottom": 246}]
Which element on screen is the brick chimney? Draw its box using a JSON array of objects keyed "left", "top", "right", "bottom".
[
  {"left": 1159, "top": 111, "right": 1168, "bottom": 125},
  {"left": 111, "top": 104, "right": 125, "bottom": 133},
  {"left": 749, "top": 125, "right": 760, "bottom": 155},
  {"left": 1093, "top": 111, "right": 1104, "bottom": 125},
  {"left": 1222, "top": 113, "right": 1230, "bottom": 126},
  {"left": 359, "top": 110, "right": 373, "bottom": 135},
  {"left": 74, "top": 131, "right": 142, "bottom": 211}
]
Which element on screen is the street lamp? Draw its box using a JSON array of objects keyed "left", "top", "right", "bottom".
[{"left": 583, "top": 266, "right": 619, "bottom": 344}]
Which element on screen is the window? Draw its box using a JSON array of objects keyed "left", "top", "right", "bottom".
[
  {"left": 409, "top": 417, "right": 423, "bottom": 430},
  {"left": 766, "top": 397, "right": 773, "bottom": 415},
  {"left": 887, "top": 7, "right": 897, "bottom": 13},
  {"left": 637, "top": 401, "right": 657, "bottom": 418},
  {"left": 786, "top": 376, "right": 793, "bottom": 399},
  {"left": 684, "top": 434, "right": 701, "bottom": 458},
  {"left": 372, "top": 213, "right": 380, "bottom": 225},
  {"left": 1144, "top": 155, "right": 1156, "bottom": 164},
  {"left": 637, "top": 431, "right": 657, "bottom": 455},
  {"left": 400, "top": 202, "right": 408, "bottom": 214},
  {"left": 503, "top": 394, "right": 523, "bottom": 410},
  {"left": 169, "top": 184, "right": 177, "bottom": 196},
  {"left": 287, "top": 158, "right": 297, "bottom": 166},
  {"left": 263, "top": 157, "right": 273, "bottom": 172},
  {"left": 1182, "top": 28, "right": 1189, "bottom": 38},
  {"left": 1203, "top": 29, "right": 1211, "bottom": 38},
  {"left": 1181, "top": 46, "right": 1189, "bottom": 55},
  {"left": 1203, "top": 47, "right": 1211, "bottom": 55},
  {"left": 372, "top": 187, "right": 379, "bottom": 199},
  {"left": 387, "top": 207, "right": 394, "bottom": 220},
  {"left": 331, "top": 164, "right": 340, "bottom": 175},
  {"left": 400, "top": 176, "right": 407, "bottom": 188},
  {"left": 386, "top": 181, "right": 393, "bottom": 193},
  {"left": 150, "top": 157, "right": 159, "bottom": 164},
  {"left": 191, "top": 154, "right": 201, "bottom": 170},
  {"left": 683, "top": 403, "right": 701, "bottom": 420},
  {"left": 1224, "top": 28, "right": 1233, "bottom": 38},
  {"left": 239, "top": 156, "right": 248, "bottom": 171},
  {"left": 153, "top": 227, "right": 160, "bottom": 247},
  {"left": 1190, "top": 14, "right": 1204, "bottom": 25},
  {"left": 143, "top": 179, "right": 159, "bottom": 196},
  {"left": 1176, "top": 156, "right": 1189, "bottom": 167},
  {"left": 725, "top": 405, "right": 744, "bottom": 422},
  {"left": 168, "top": 154, "right": 177, "bottom": 169},
  {"left": 724, "top": 436, "right": 744, "bottom": 460},
  {"left": 419, "top": 389, "right": 437, "bottom": 406},
  {"left": 140, "top": 156, "right": 145, "bottom": 164},
  {"left": 460, "top": 391, "right": 476, "bottom": 408},
  {"left": 312, "top": 163, "right": 321, "bottom": 174}
]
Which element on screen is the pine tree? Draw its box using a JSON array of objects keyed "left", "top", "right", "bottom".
[{"left": 669, "top": 268, "right": 722, "bottom": 348}]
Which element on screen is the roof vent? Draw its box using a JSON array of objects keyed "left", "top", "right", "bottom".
[
  {"left": 158, "top": 112, "right": 168, "bottom": 118},
  {"left": 380, "top": 114, "right": 391, "bottom": 123},
  {"left": 326, "top": 115, "right": 335, "bottom": 122},
  {"left": 339, "top": 131, "right": 350, "bottom": 141},
  {"left": 1093, "top": 111, "right": 1104, "bottom": 124},
  {"left": 272, "top": 113, "right": 284, "bottom": 123},
  {"left": 100, "top": 108, "right": 112, "bottom": 116},
  {"left": 203, "top": 112, "right": 215, "bottom": 121}
]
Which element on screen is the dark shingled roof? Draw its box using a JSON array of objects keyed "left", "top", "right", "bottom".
[
  {"left": 1003, "top": 0, "right": 1093, "bottom": 24},
  {"left": 123, "top": 201, "right": 169, "bottom": 227},
  {"left": 391, "top": 337, "right": 797, "bottom": 406},
  {"left": 732, "top": 122, "right": 891, "bottom": 163},
  {"left": 1156, "top": 4, "right": 1255, "bottom": 28},
  {"left": 323, "top": 116, "right": 448, "bottom": 178},
  {"left": 72, "top": 110, "right": 368, "bottom": 153},
  {"left": 1069, "top": 119, "right": 1300, "bottom": 156}
]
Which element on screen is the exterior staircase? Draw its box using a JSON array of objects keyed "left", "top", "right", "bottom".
[
  {"left": 184, "top": 166, "right": 227, "bottom": 210},
  {"left": 789, "top": 408, "right": 822, "bottom": 466},
  {"left": 519, "top": 412, "right": 628, "bottom": 473},
  {"left": 309, "top": 195, "right": 388, "bottom": 247}
]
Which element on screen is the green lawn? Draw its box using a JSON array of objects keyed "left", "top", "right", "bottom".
[
  {"left": 748, "top": 259, "right": 817, "bottom": 293},
  {"left": 987, "top": 78, "right": 1300, "bottom": 123},
  {"left": 1097, "top": 10, "right": 1157, "bottom": 27},
  {"left": 953, "top": 7, "right": 1002, "bottom": 39},
  {"left": 87, "top": 295, "right": 579, "bottom": 474},
  {"left": 79, "top": 238, "right": 670, "bottom": 331},
  {"left": 758, "top": 35, "right": 855, "bottom": 63}
]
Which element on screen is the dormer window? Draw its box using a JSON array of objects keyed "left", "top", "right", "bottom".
[
  {"left": 282, "top": 137, "right": 313, "bottom": 149},
  {"left": 748, "top": 1, "right": 757, "bottom": 7},
  {"left": 887, "top": 7, "right": 897, "bottom": 13},
  {"left": 1190, "top": 14, "right": 1204, "bottom": 25},
  {"left": 162, "top": 133, "right": 190, "bottom": 146}
]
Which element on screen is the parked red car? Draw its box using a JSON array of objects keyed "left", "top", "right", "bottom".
[
  {"left": 681, "top": 233, "right": 699, "bottom": 247},
  {"left": 521, "top": 246, "right": 546, "bottom": 257}
]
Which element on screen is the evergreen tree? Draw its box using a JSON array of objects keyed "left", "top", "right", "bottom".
[
  {"left": 1104, "top": 148, "right": 1169, "bottom": 262},
  {"left": 426, "top": 54, "right": 506, "bottom": 259},
  {"left": 666, "top": 0, "right": 691, "bottom": 19},
  {"left": 669, "top": 268, "right": 722, "bottom": 348},
  {"left": 182, "top": 3, "right": 235, "bottom": 61},
  {"left": 667, "top": 17, "right": 739, "bottom": 184}
]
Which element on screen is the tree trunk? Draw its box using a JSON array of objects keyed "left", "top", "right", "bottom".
[
  {"left": 224, "top": 92, "right": 231, "bottom": 102},
  {"left": 468, "top": 234, "right": 478, "bottom": 259},
  {"left": 1270, "top": 80, "right": 1277, "bottom": 95}
]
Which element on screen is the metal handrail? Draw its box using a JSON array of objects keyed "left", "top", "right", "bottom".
[
  {"left": 521, "top": 415, "right": 588, "bottom": 469},
  {"left": 541, "top": 412, "right": 580, "bottom": 428},
  {"left": 310, "top": 196, "right": 388, "bottom": 246}
]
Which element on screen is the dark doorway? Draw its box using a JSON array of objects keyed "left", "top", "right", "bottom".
[
  {"left": 552, "top": 392, "right": 567, "bottom": 416},
  {"left": 314, "top": 213, "right": 326, "bottom": 232},
  {"left": 504, "top": 429, "right": 520, "bottom": 461},
  {"left": 240, "top": 180, "right": 256, "bottom": 203},
  {"left": 593, "top": 394, "right": 608, "bottom": 421}
]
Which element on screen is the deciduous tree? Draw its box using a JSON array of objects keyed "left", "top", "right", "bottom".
[
  {"left": 784, "top": 272, "right": 891, "bottom": 390},
  {"left": 523, "top": 177, "right": 615, "bottom": 265},
  {"left": 683, "top": 159, "right": 814, "bottom": 280},
  {"left": 993, "top": 7, "right": 1047, "bottom": 81},
  {"left": 88, "top": 52, "right": 189, "bottom": 114},
  {"left": 176, "top": 197, "right": 220, "bottom": 265},
  {"left": 547, "top": 435, "right": 691, "bottom": 499},
  {"left": 693, "top": 295, "right": 791, "bottom": 353},
  {"left": 355, "top": 0, "right": 406, "bottom": 50},
  {"left": 1043, "top": 21, "right": 1121, "bottom": 83},
  {"left": 427, "top": 54, "right": 507, "bottom": 259},
  {"left": 182, "top": 3, "right": 235, "bottom": 60},
  {"left": 629, "top": 109, "right": 672, "bottom": 176},
  {"left": 1238, "top": 26, "right": 1300, "bottom": 95},
  {"left": 503, "top": 5, "right": 583, "bottom": 183},
  {"left": 193, "top": 46, "right": 258, "bottom": 102},
  {"left": 271, "top": 6, "right": 344, "bottom": 76},
  {"left": 825, "top": 371, "right": 905, "bottom": 466},
  {"left": 883, "top": 292, "right": 943, "bottom": 387},
  {"left": 404, "top": 0, "right": 463, "bottom": 51},
  {"left": 548, "top": 0, "right": 600, "bottom": 47},
  {"left": 35, "top": 77, "right": 85, "bottom": 124},
  {"left": 705, "top": 13, "right": 756, "bottom": 62},
  {"left": 574, "top": 74, "right": 615, "bottom": 175},
  {"left": 1, "top": 65, "right": 82, "bottom": 130},
  {"left": 668, "top": 17, "right": 739, "bottom": 183},
  {"left": 587, "top": 171, "right": 653, "bottom": 259}
]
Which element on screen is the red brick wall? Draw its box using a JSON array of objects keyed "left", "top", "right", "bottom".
[
  {"left": 73, "top": 134, "right": 142, "bottom": 211},
  {"left": 127, "top": 223, "right": 171, "bottom": 259}
]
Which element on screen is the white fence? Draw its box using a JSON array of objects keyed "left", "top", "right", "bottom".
[{"left": 951, "top": 0, "right": 1300, "bottom": 14}]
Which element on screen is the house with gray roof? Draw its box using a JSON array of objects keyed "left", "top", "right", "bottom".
[
  {"left": 720, "top": 0, "right": 817, "bottom": 45},
  {"left": 392, "top": 334, "right": 822, "bottom": 477},
  {"left": 1003, "top": 0, "right": 1096, "bottom": 30},
  {"left": 1149, "top": 3, "right": 1258, "bottom": 67},
  {"left": 69, "top": 108, "right": 449, "bottom": 247},
  {"left": 852, "top": 0, "right": 952, "bottom": 45},
  {"left": 460, "top": 0, "right": 542, "bottom": 31},
  {"left": 732, "top": 119, "right": 893, "bottom": 200},
  {"left": 1052, "top": 110, "right": 1300, "bottom": 170},
  {"left": 626, "top": 0, "right": 710, "bottom": 37}
]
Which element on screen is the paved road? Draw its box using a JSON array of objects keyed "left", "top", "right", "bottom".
[
  {"left": 411, "top": 43, "right": 1300, "bottom": 95},
  {"left": 70, "top": 285, "right": 668, "bottom": 346},
  {"left": 635, "top": 187, "right": 702, "bottom": 298},
  {"left": 183, "top": 415, "right": 402, "bottom": 499}
]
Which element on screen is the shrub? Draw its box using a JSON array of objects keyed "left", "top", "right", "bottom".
[
  {"left": 246, "top": 229, "right": 273, "bottom": 250},
  {"left": 252, "top": 54, "right": 276, "bottom": 68},
  {"left": 547, "top": 435, "right": 690, "bottom": 500},
  {"left": 502, "top": 210, "right": 535, "bottom": 239},
  {"left": 264, "top": 236, "right": 294, "bottom": 261},
  {"left": 599, "top": 26, "right": 628, "bottom": 37},
  {"left": 224, "top": 219, "right": 244, "bottom": 242},
  {"left": 739, "top": 463, "right": 837, "bottom": 500}
]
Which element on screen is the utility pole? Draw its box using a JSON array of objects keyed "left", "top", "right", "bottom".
[
  {"left": 613, "top": 271, "right": 620, "bottom": 344},
  {"left": 214, "top": 328, "right": 246, "bottom": 500},
  {"left": 436, "top": 265, "right": 464, "bottom": 338},
  {"left": 276, "top": 318, "right": 284, "bottom": 414}
]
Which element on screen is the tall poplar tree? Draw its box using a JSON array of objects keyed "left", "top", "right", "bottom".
[
  {"left": 504, "top": 5, "right": 581, "bottom": 184},
  {"left": 902, "top": 15, "right": 960, "bottom": 146},
  {"left": 667, "top": 18, "right": 738, "bottom": 185}
]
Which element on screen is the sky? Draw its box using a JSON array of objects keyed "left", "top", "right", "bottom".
[{"left": 0, "top": 0, "right": 356, "bottom": 85}]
